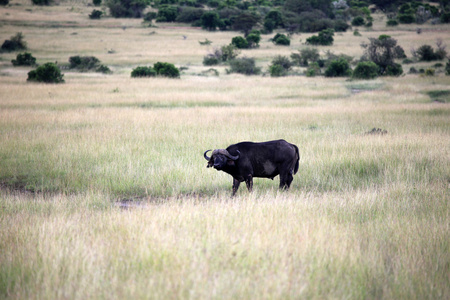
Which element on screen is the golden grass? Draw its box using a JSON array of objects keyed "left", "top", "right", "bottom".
[{"left": 0, "top": 2, "right": 449, "bottom": 299}]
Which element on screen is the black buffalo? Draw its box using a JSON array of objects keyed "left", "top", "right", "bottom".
[{"left": 203, "top": 139, "right": 300, "bottom": 195}]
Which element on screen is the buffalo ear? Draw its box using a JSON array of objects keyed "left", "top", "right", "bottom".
[{"left": 227, "top": 160, "right": 235, "bottom": 166}]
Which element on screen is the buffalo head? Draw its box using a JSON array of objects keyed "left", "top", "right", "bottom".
[{"left": 204, "top": 149, "right": 240, "bottom": 170}]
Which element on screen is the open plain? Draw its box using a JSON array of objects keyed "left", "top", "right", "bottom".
[{"left": 0, "top": 1, "right": 449, "bottom": 299}]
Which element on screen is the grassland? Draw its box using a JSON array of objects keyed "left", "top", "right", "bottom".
[{"left": 0, "top": 2, "right": 449, "bottom": 299}]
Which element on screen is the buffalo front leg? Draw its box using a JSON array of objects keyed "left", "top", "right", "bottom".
[{"left": 232, "top": 178, "right": 241, "bottom": 196}]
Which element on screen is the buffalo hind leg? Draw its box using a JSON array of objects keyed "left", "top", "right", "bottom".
[
  {"left": 232, "top": 178, "right": 241, "bottom": 196},
  {"left": 279, "top": 170, "right": 294, "bottom": 190}
]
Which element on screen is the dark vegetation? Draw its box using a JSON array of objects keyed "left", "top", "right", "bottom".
[
  {"left": 1, "top": 33, "right": 27, "bottom": 52},
  {"left": 69, "top": 56, "right": 112, "bottom": 74},
  {"left": 131, "top": 62, "right": 180, "bottom": 78},
  {"left": 12, "top": 52, "right": 37, "bottom": 67},
  {"left": 27, "top": 63, "right": 65, "bottom": 83}
]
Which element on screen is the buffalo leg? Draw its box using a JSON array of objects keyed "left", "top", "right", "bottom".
[
  {"left": 245, "top": 175, "right": 253, "bottom": 192},
  {"left": 232, "top": 178, "right": 240, "bottom": 196},
  {"left": 279, "top": 170, "right": 294, "bottom": 190}
]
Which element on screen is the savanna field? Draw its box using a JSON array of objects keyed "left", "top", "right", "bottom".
[{"left": 0, "top": 1, "right": 449, "bottom": 299}]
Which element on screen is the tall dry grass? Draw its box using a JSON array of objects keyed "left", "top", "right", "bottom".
[{"left": 0, "top": 2, "right": 449, "bottom": 299}]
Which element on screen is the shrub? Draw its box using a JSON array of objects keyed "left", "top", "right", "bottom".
[
  {"left": 291, "top": 47, "right": 319, "bottom": 66},
  {"left": 143, "top": 12, "right": 157, "bottom": 22},
  {"left": 269, "top": 55, "right": 292, "bottom": 77},
  {"left": 228, "top": 57, "right": 261, "bottom": 75},
  {"left": 351, "top": 16, "right": 365, "bottom": 26},
  {"left": 386, "top": 19, "right": 398, "bottom": 26},
  {"left": 441, "top": 11, "right": 450, "bottom": 23},
  {"left": 324, "top": 58, "right": 352, "bottom": 77},
  {"left": 398, "top": 14, "right": 415, "bottom": 24},
  {"left": 415, "top": 44, "right": 447, "bottom": 61},
  {"left": 89, "top": 9, "right": 103, "bottom": 19},
  {"left": 32, "top": 0, "right": 52, "bottom": 5},
  {"left": 11, "top": 52, "right": 36, "bottom": 66},
  {"left": 352, "top": 61, "right": 379, "bottom": 79},
  {"left": 384, "top": 63, "right": 403, "bottom": 76},
  {"left": 69, "top": 56, "right": 100, "bottom": 71},
  {"left": 272, "top": 33, "right": 290, "bottom": 46},
  {"left": 201, "top": 11, "right": 220, "bottom": 31},
  {"left": 153, "top": 62, "right": 180, "bottom": 78},
  {"left": 93, "top": 0, "right": 101, "bottom": 6},
  {"left": 246, "top": 31, "right": 261, "bottom": 48},
  {"left": 306, "top": 29, "right": 334, "bottom": 46},
  {"left": 96, "top": 65, "right": 112, "bottom": 74},
  {"left": 107, "top": 0, "right": 148, "bottom": 18},
  {"left": 1, "top": 32, "right": 27, "bottom": 52},
  {"left": 27, "top": 63, "right": 64, "bottom": 83},
  {"left": 362, "top": 35, "right": 405, "bottom": 75},
  {"left": 203, "top": 55, "right": 220, "bottom": 66},
  {"left": 305, "top": 62, "right": 321, "bottom": 77},
  {"left": 0, "top": 0, "right": 9, "bottom": 5},
  {"left": 131, "top": 66, "right": 156, "bottom": 77},
  {"left": 424, "top": 68, "right": 435, "bottom": 76},
  {"left": 334, "top": 20, "right": 349, "bottom": 32},
  {"left": 220, "top": 44, "right": 240, "bottom": 62},
  {"left": 446, "top": 59, "right": 450, "bottom": 75},
  {"left": 156, "top": 5, "right": 178, "bottom": 22},
  {"left": 269, "top": 64, "right": 287, "bottom": 77},
  {"left": 409, "top": 67, "right": 418, "bottom": 74},
  {"left": 175, "top": 7, "right": 204, "bottom": 23},
  {"left": 231, "top": 36, "right": 249, "bottom": 49}
]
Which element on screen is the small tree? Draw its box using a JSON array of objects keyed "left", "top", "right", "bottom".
[
  {"left": 272, "top": 33, "right": 290, "bottom": 46},
  {"left": 106, "top": 0, "right": 149, "bottom": 18},
  {"left": 156, "top": 5, "right": 178, "bottom": 22},
  {"left": 362, "top": 35, "right": 405, "bottom": 75},
  {"left": 131, "top": 66, "right": 156, "bottom": 77},
  {"left": 12, "top": 52, "right": 36, "bottom": 66},
  {"left": 232, "top": 12, "right": 260, "bottom": 36},
  {"left": 306, "top": 29, "right": 334, "bottom": 46},
  {"left": 89, "top": 9, "right": 103, "bottom": 19},
  {"left": 228, "top": 57, "right": 261, "bottom": 75},
  {"left": 324, "top": 58, "right": 352, "bottom": 77},
  {"left": 352, "top": 61, "right": 379, "bottom": 79},
  {"left": 231, "top": 36, "right": 249, "bottom": 49},
  {"left": 269, "top": 55, "right": 292, "bottom": 77},
  {"left": 245, "top": 31, "right": 261, "bottom": 48},
  {"left": 1, "top": 32, "right": 27, "bottom": 52},
  {"left": 27, "top": 63, "right": 64, "bottom": 83},
  {"left": 201, "top": 11, "right": 220, "bottom": 31},
  {"left": 153, "top": 62, "right": 180, "bottom": 78}
]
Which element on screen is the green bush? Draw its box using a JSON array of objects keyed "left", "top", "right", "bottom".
[
  {"left": 386, "top": 19, "right": 398, "bottom": 26},
  {"left": 415, "top": 44, "right": 447, "bottom": 61},
  {"left": 156, "top": 5, "right": 178, "bottom": 22},
  {"left": 351, "top": 16, "right": 365, "bottom": 26},
  {"left": 272, "top": 33, "right": 290, "bottom": 46},
  {"left": 1, "top": 32, "right": 27, "bottom": 52},
  {"left": 131, "top": 66, "right": 156, "bottom": 77},
  {"left": 27, "top": 62, "right": 64, "bottom": 83},
  {"left": 143, "top": 12, "right": 157, "bottom": 22},
  {"left": 231, "top": 36, "right": 249, "bottom": 49},
  {"left": 269, "top": 55, "right": 292, "bottom": 77},
  {"left": 32, "top": 0, "right": 51, "bottom": 5},
  {"left": 446, "top": 59, "right": 450, "bottom": 75},
  {"left": 228, "top": 57, "right": 261, "bottom": 75},
  {"left": 325, "top": 58, "right": 352, "bottom": 77},
  {"left": 11, "top": 52, "right": 36, "bottom": 66},
  {"left": 89, "top": 9, "right": 103, "bottom": 19},
  {"left": 203, "top": 55, "right": 220, "bottom": 66},
  {"left": 384, "top": 63, "right": 403, "bottom": 76},
  {"left": 107, "top": 0, "right": 148, "bottom": 18},
  {"left": 305, "top": 62, "right": 321, "bottom": 77},
  {"left": 246, "top": 31, "right": 261, "bottom": 48},
  {"left": 69, "top": 56, "right": 101, "bottom": 71},
  {"left": 153, "top": 62, "right": 180, "bottom": 78},
  {"left": 93, "top": 0, "right": 101, "bottom": 6},
  {"left": 441, "top": 11, "right": 450, "bottom": 23},
  {"left": 96, "top": 65, "right": 112, "bottom": 74},
  {"left": 398, "top": 14, "right": 415, "bottom": 24},
  {"left": 175, "top": 7, "right": 204, "bottom": 23},
  {"left": 306, "top": 29, "right": 334, "bottom": 46},
  {"left": 424, "top": 68, "right": 435, "bottom": 76},
  {"left": 201, "top": 11, "right": 220, "bottom": 31},
  {"left": 352, "top": 61, "right": 379, "bottom": 79}
]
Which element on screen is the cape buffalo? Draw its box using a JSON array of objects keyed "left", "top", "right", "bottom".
[{"left": 203, "top": 139, "right": 300, "bottom": 196}]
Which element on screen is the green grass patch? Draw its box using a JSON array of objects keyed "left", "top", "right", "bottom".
[{"left": 426, "top": 90, "right": 450, "bottom": 103}]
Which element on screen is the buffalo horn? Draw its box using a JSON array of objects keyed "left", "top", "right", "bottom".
[
  {"left": 203, "top": 150, "right": 212, "bottom": 161},
  {"left": 213, "top": 149, "right": 240, "bottom": 160}
]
